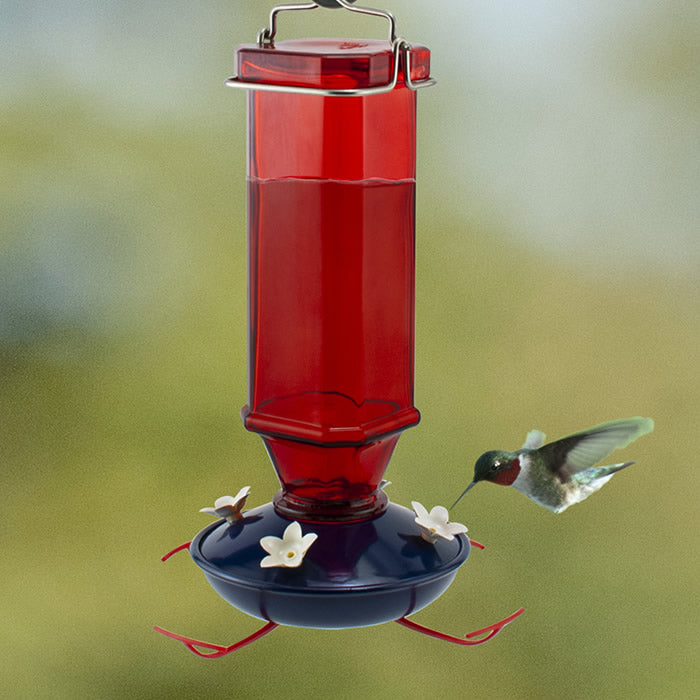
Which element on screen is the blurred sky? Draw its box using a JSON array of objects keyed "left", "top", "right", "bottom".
[{"left": 3, "top": 0, "right": 698, "bottom": 274}]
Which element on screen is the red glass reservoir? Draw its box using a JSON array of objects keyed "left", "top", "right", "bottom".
[{"left": 238, "top": 39, "right": 430, "bottom": 521}]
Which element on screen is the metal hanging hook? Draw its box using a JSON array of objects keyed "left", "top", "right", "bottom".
[{"left": 258, "top": 0, "right": 396, "bottom": 46}]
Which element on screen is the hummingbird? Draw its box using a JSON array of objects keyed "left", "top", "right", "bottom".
[{"left": 451, "top": 417, "right": 654, "bottom": 513}]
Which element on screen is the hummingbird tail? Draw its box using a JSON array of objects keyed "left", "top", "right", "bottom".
[{"left": 572, "top": 461, "right": 635, "bottom": 486}]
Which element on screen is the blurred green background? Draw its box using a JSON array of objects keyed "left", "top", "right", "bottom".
[{"left": 2, "top": 1, "right": 698, "bottom": 698}]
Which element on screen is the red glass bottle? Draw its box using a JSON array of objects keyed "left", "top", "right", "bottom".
[{"left": 237, "top": 38, "right": 430, "bottom": 521}]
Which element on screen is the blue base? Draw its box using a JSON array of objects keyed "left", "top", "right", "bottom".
[{"left": 190, "top": 501, "right": 470, "bottom": 629}]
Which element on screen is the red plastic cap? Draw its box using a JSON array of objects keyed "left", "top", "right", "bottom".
[{"left": 235, "top": 39, "right": 430, "bottom": 90}]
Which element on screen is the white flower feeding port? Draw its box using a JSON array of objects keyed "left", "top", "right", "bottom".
[
  {"left": 154, "top": 0, "right": 524, "bottom": 657},
  {"left": 412, "top": 502, "right": 468, "bottom": 545},
  {"left": 199, "top": 487, "right": 251, "bottom": 524},
  {"left": 260, "top": 522, "right": 318, "bottom": 569}
]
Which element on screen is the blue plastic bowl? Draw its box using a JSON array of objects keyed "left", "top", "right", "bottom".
[{"left": 190, "top": 501, "right": 470, "bottom": 629}]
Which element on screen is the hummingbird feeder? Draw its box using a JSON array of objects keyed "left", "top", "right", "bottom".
[{"left": 155, "top": 0, "right": 523, "bottom": 656}]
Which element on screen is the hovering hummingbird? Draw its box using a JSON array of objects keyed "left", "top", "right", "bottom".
[{"left": 451, "top": 417, "right": 654, "bottom": 513}]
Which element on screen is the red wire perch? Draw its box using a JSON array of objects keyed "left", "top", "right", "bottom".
[
  {"left": 156, "top": 538, "right": 490, "bottom": 654},
  {"left": 161, "top": 542, "right": 191, "bottom": 562},
  {"left": 395, "top": 607, "right": 525, "bottom": 646},
  {"left": 156, "top": 541, "right": 279, "bottom": 657},
  {"left": 153, "top": 621, "right": 279, "bottom": 658}
]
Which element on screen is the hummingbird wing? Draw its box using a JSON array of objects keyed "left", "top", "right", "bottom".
[{"left": 532, "top": 417, "right": 654, "bottom": 482}]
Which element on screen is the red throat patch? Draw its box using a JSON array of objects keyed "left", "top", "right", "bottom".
[{"left": 493, "top": 457, "right": 521, "bottom": 486}]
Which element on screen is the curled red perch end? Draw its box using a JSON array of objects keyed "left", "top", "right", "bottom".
[
  {"left": 153, "top": 621, "right": 279, "bottom": 658},
  {"left": 395, "top": 607, "right": 525, "bottom": 646}
]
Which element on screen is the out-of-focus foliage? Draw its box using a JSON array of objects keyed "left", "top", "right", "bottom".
[{"left": 2, "top": 2, "right": 698, "bottom": 698}]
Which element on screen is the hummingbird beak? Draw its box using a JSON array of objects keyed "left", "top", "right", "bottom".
[{"left": 449, "top": 481, "right": 477, "bottom": 511}]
